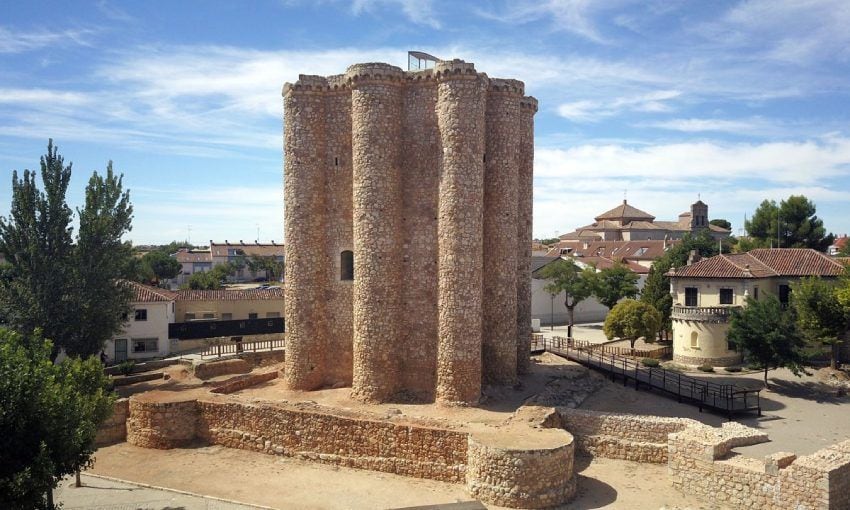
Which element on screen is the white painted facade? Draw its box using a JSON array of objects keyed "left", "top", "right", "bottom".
[{"left": 106, "top": 299, "right": 175, "bottom": 362}]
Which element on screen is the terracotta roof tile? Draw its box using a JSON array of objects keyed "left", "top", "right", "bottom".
[
  {"left": 126, "top": 281, "right": 177, "bottom": 302},
  {"left": 174, "top": 250, "right": 212, "bottom": 263},
  {"left": 594, "top": 200, "right": 655, "bottom": 222},
  {"left": 176, "top": 288, "right": 285, "bottom": 301},
  {"left": 670, "top": 249, "right": 844, "bottom": 279}
]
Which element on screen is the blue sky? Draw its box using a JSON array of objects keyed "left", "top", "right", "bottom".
[{"left": 1, "top": 0, "right": 849, "bottom": 244}]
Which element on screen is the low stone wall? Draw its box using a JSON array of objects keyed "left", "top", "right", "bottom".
[
  {"left": 193, "top": 359, "right": 251, "bottom": 380},
  {"left": 105, "top": 359, "right": 177, "bottom": 376},
  {"left": 210, "top": 371, "right": 279, "bottom": 394},
  {"left": 111, "top": 371, "right": 162, "bottom": 387},
  {"left": 126, "top": 398, "right": 199, "bottom": 449},
  {"left": 196, "top": 400, "right": 468, "bottom": 483},
  {"left": 466, "top": 430, "right": 575, "bottom": 508},
  {"left": 672, "top": 353, "right": 742, "bottom": 367},
  {"left": 239, "top": 350, "right": 285, "bottom": 367},
  {"left": 557, "top": 408, "right": 700, "bottom": 464},
  {"left": 669, "top": 424, "right": 850, "bottom": 509},
  {"left": 96, "top": 398, "right": 129, "bottom": 446}
]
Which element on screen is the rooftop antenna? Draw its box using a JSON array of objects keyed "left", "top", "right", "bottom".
[
  {"left": 623, "top": 189, "right": 627, "bottom": 203},
  {"left": 187, "top": 225, "right": 191, "bottom": 245},
  {"left": 408, "top": 51, "right": 440, "bottom": 71}
]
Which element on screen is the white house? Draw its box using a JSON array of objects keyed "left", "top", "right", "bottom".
[{"left": 106, "top": 282, "right": 176, "bottom": 362}]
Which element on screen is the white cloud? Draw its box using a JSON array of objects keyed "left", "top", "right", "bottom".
[
  {"left": 556, "top": 90, "right": 681, "bottom": 122},
  {"left": 351, "top": 0, "right": 441, "bottom": 28},
  {"left": 0, "top": 26, "right": 95, "bottom": 53},
  {"left": 0, "top": 88, "right": 91, "bottom": 106}
]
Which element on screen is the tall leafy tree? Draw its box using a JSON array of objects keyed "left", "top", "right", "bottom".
[
  {"left": 0, "top": 141, "right": 134, "bottom": 357},
  {"left": 247, "top": 255, "right": 284, "bottom": 282},
  {"left": 603, "top": 299, "right": 662, "bottom": 352},
  {"left": 793, "top": 277, "right": 847, "bottom": 369},
  {"left": 593, "top": 261, "right": 639, "bottom": 310},
  {"left": 539, "top": 258, "right": 596, "bottom": 337},
  {"left": 640, "top": 261, "right": 673, "bottom": 340},
  {"left": 0, "top": 328, "right": 115, "bottom": 509},
  {"left": 728, "top": 296, "right": 806, "bottom": 386},
  {"left": 709, "top": 218, "right": 731, "bottom": 230},
  {"left": 744, "top": 195, "right": 834, "bottom": 251},
  {"left": 140, "top": 250, "right": 181, "bottom": 283}
]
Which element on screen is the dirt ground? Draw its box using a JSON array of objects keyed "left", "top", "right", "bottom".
[
  {"left": 89, "top": 444, "right": 712, "bottom": 510},
  {"left": 92, "top": 351, "right": 850, "bottom": 509}
]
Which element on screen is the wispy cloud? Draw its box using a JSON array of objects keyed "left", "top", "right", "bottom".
[
  {"left": 0, "top": 26, "right": 95, "bottom": 53},
  {"left": 557, "top": 90, "right": 681, "bottom": 122},
  {"left": 351, "top": 0, "right": 441, "bottom": 28}
]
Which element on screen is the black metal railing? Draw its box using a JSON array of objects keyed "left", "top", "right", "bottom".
[{"left": 530, "top": 335, "right": 760, "bottom": 418}]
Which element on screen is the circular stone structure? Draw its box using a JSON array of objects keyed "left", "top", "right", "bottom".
[
  {"left": 466, "top": 428, "right": 576, "bottom": 508},
  {"left": 126, "top": 393, "right": 198, "bottom": 449}
]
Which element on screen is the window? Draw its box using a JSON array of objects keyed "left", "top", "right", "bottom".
[
  {"left": 132, "top": 338, "right": 158, "bottom": 353},
  {"left": 753, "top": 287, "right": 759, "bottom": 300},
  {"left": 690, "top": 332, "right": 699, "bottom": 349},
  {"left": 340, "top": 250, "right": 354, "bottom": 280},
  {"left": 266, "top": 312, "right": 280, "bottom": 318},
  {"left": 249, "top": 313, "right": 258, "bottom": 319},
  {"left": 685, "top": 287, "right": 698, "bottom": 307},
  {"left": 221, "top": 313, "right": 232, "bottom": 321},
  {"left": 185, "top": 313, "right": 196, "bottom": 321},
  {"left": 134, "top": 309, "right": 147, "bottom": 321},
  {"left": 203, "top": 313, "right": 215, "bottom": 320},
  {"left": 779, "top": 284, "right": 791, "bottom": 308},
  {"left": 719, "top": 288, "right": 734, "bottom": 305},
  {"left": 634, "top": 247, "right": 649, "bottom": 256}
]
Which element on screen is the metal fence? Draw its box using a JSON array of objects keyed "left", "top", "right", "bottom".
[{"left": 200, "top": 338, "right": 285, "bottom": 359}]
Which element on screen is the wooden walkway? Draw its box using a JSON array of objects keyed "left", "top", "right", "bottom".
[{"left": 531, "top": 335, "right": 761, "bottom": 418}]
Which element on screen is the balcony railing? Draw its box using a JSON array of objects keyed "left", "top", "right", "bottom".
[{"left": 671, "top": 305, "right": 741, "bottom": 323}]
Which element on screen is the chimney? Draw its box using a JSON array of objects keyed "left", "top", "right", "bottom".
[
  {"left": 687, "top": 250, "right": 700, "bottom": 265},
  {"left": 240, "top": 240, "right": 244, "bottom": 245}
]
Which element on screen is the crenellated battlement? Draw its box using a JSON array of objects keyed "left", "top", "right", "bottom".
[
  {"left": 345, "top": 62, "right": 406, "bottom": 86},
  {"left": 489, "top": 78, "right": 524, "bottom": 96},
  {"left": 520, "top": 96, "right": 539, "bottom": 112}
]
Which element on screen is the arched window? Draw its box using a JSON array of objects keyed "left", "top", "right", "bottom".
[
  {"left": 340, "top": 250, "right": 354, "bottom": 281},
  {"left": 690, "top": 331, "right": 699, "bottom": 349}
]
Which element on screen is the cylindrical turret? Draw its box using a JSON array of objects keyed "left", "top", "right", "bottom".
[
  {"left": 516, "top": 96, "right": 538, "bottom": 374},
  {"left": 435, "top": 60, "right": 488, "bottom": 404},
  {"left": 348, "top": 63, "right": 405, "bottom": 403},
  {"left": 282, "top": 76, "right": 330, "bottom": 390},
  {"left": 482, "top": 80, "right": 523, "bottom": 385}
]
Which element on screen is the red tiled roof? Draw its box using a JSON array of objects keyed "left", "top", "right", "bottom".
[
  {"left": 670, "top": 248, "right": 844, "bottom": 279},
  {"left": 594, "top": 200, "right": 655, "bottom": 222},
  {"left": 174, "top": 249, "right": 212, "bottom": 263},
  {"left": 176, "top": 288, "right": 285, "bottom": 301},
  {"left": 126, "top": 281, "right": 177, "bottom": 302},
  {"left": 581, "top": 256, "right": 649, "bottom": 274}
]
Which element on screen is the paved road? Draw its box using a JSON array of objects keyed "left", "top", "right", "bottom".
[{"left": 55, "top": 473, "right": 268, "bottom": 510}]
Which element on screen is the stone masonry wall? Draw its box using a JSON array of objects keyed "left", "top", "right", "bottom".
[
  {"left": 282, "top": 60, "right": 536, "bottom": 404},
  {"left": 210, "top": 370, "right": 279, "bottom": 394},
  {"left": 95, "top": 398, "right": 129, "bottom": 447},
  {"left": 126, "top": 398, "right": 198, "bottom": 449},
  {"left": 558, "top": 408, "right": 702, "bottom": 464},
  {"left": 669, "top": 424, "right": 850, "bottom": 509},
  {"left": 193, "top": 358, "right": 251, "bottom": 380}
]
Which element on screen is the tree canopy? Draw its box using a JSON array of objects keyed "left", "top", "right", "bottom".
[
  {"left": 728, "top": 295, "right": 806, "bottom": 386},
  {"left": 0, "top": 328, "right": 115, "bottom": 508},
  {"left": 709, "top": 218, "right": 731, "bottom": 230},
  {"left": 140, "top": 250, "right": 181, "bottom": 283},
  {"left": 0, "top": 141, "right": 134, "bottom": 357},
  {"left": 744, "top": 195, "right": 834, "bottom": 251},
  {"left": 603, "top": 299, "right": 662, "bottom": 351},
  {"left": 593, "top": 262, "right": 639, "bottom": 310},
  {"left": 247, "top": 255, "right": 284, "bottom": 282},
  {"left": 184, "top": 262, "right": 238, "bottom": 290},
  {"left": 539, "top": 258, "right": 596, "bottom": 332},
  {"left": 793, "top": 277, "right": 848, "bottom": 369}
]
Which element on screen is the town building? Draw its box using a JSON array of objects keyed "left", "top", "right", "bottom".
[
  {"left": 107, "top": 282, "right": 176, "bottom": 362},
  {"left": 283, "top": 60, "right": 536, "bottom": 404},
  {"left": 174, "top": 248, "right": 213, "bottom": 285},
  {"left": 209, "top": 240, "right": 284, "bottom": 282},
  {"left": 668, "top": 248, "right": 846, "bottom": 366},
  {"left": 557, "top": 199, "right": 730, "bottom": 243}
]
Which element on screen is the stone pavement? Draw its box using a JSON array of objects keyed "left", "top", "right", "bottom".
[{"left": 54, "top": 473, "right": 268, "bottom": 510}]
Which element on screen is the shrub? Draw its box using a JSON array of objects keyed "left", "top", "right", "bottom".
[
  {"left": 641, "top": 358, "right": 660, "bottom": 367},
  {"left": 724, "top": 366, "right": 742, "bottom": 373},
  {"left": 698, "top": 364, "right": 715, "bottom": 372},
  {"left": 118, "top": 359, "right": 136, "bottom": 376}
]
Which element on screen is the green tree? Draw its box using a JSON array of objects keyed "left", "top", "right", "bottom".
[
  {"left": 538, "top": 237, "right": 560, "bottom": 245},
  {"left": 0, "top": 328, "right": 115, "bottom": 509},
  {"left": 640, "top": 261, "right": 673, "bottom": 341},
  {"left": 539, "top": 258, "right": 597, "bottom": 337},
  {"left": 593, "top": 261, "right": 639, "bottom": 310},
  {"left": 603, "top": 299, "right": 662, "bottom": 352},
  {"left": 141, "top": 250, "right": 181, "bottom": 283},
  {"left": 709, "top": 218, "right": 732, "bottom": 230},
  {"left": 793, "top": 277, "right": 847, "bottom": 369},
  {"left": 247, "top": 255, "right": 284, "bottom": 282},
  {"left": 728, "top": 296, "right": 806, "bottom": 386},
  {"left": 745, "top": 196, "right": 834, "bottom": 251},
  {"left": 185, "top": 262, "right": 237, "bottom": 290},
  {"left": 0, "top": 141, "right": 134, "bottom": 358}
]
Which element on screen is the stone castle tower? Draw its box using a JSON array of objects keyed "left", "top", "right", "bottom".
[{"left": 282, "top": 60, "right": 537, "bottom": 405}]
